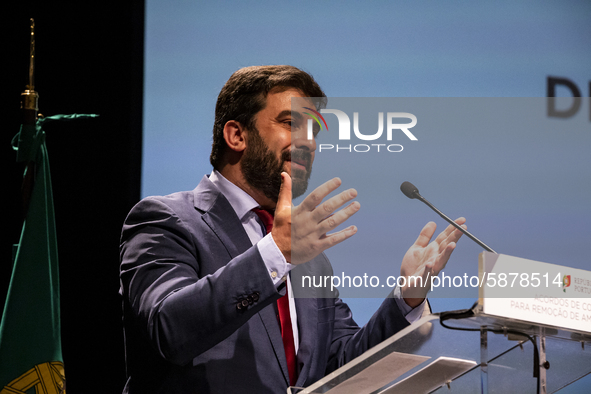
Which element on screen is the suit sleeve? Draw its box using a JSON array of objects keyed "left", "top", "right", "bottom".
[
  {"left": 120, "top": 196, "right": 283, "bottom": 366},
  {"left": 304, "top": 253, "right": 411, "bottom": 373},
  {"left": 324, "top": 296, "right": 411, "bottom": 373}
]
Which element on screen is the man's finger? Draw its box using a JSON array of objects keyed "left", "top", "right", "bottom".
[
  {"left": 318, "top": 200, "right": 360, "bottom": 233},
  {"left": 448, "top": 224, "right": 466, "bottom": 244},
  {"left": 413, "top": 221, "right": 437, "bottom": 248},
  {"left": 300, "top": 177, "right": 342, "bottom": 211},
  {"left": 433, "top": 242, "right": 457, "bottom": 274},
  {"left": 437, "top": 224, "right": 466, "bottom": 254},
  {"left": 318, "top": 225, "right": 358, "bottom": 249},
  {"left": 276, "top": 172, "right": 292, "bottom": 210},
  {"left": 434, "top": 217, "right": 466, "bottom": 245},
  {"left": 312, "top": 188, "right": 358, "bottom": 221}
]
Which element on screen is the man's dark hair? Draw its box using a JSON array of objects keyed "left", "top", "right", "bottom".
[{"left": 210, "top": 65, "right": 327, "bottom": 169}]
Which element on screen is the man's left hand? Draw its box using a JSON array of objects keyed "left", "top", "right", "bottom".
[{"left": 399, "top": 218, "right": 466, "bottom": 307}]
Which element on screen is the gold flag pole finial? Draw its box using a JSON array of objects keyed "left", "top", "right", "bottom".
[
  {"left": 22, "top": 18, "right": 39, "bottom": 113},
  {"left": 28, "top": 18, "right": 35, "bottom": 91},
  {"left": 18, "top": 18, "right": 40, "bottom": 211}
]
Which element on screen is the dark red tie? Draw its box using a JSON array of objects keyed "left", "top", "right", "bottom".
[{"left": 252, "top": 208, "right": 297, "bottom": 386}]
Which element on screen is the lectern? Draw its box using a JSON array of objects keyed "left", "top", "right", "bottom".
[{"left": 291, "top": 253, "right": 591, "bottom": 393}]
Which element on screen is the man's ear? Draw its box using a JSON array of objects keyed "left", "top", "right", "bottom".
[{"left": 223, "top": 120, "right": 247, "bottom": 153}]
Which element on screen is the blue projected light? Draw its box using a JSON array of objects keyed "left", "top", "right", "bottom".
[{"left": 143, "top": 0, "right": 591, "bottom": 359}]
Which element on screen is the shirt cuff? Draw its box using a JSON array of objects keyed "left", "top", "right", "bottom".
[
  {"left": 257, "top": 233, "right": 295, "bottom": 287},
  {"left": 393, "top": 285, "right": 427, "bottom": 324}
]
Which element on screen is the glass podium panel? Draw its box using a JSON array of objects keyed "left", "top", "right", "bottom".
[{"left": 293, "top": 310, "right": 591, "bottom": 394}]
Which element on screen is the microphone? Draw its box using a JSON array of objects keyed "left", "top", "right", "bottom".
[{"left": 400, "top": 181, "right": 497, "bottom": 254}]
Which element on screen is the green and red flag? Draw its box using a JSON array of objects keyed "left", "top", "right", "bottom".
[
  {"left": 0, "top": 117, "right": 65, "bottom": 393},
  {"left": 1, "top": 113, "right": 97, "bottom": 393}
]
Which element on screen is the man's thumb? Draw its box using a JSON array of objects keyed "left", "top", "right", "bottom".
[{"left": 277, "top": 172, "right": 292, "bottom": 207}]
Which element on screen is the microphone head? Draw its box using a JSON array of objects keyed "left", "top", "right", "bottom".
[{"left": 400, "top": 181, "right": 420, "bottom": 199}]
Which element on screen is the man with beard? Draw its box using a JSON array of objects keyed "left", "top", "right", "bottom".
[{"left": 119, "top": 65, "right": 465, "bottom": 393}]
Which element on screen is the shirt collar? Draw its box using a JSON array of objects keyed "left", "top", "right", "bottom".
[{"left": 209, "top": 169, "right": 260, "bottom": 220}]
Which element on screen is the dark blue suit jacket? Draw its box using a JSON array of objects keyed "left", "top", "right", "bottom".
[{"left": 119, "top": 175, "right": 410, "bottom": 393}]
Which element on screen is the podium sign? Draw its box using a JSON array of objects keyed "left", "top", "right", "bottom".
[
  {"left": 297, "top": 253, "right": 591, "bottom": 393},
  {"left": 478, "top": 252, "right": 591, "bottom": 333}
]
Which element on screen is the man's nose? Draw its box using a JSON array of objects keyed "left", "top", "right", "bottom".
[{"left": 292, "top": 124, "right": 317, "bottom": 152}]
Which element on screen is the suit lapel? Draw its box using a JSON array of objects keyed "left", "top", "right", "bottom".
[
  {"left": 258, "top": 305, "right": 291, "bottom": 386},
  {"left": 294, "top": 296, "right": 318, "bottom": 388},
  {"left": 193, "top": 175, "right": 252, "bottom": 260},
  {"left": 193, "top": 175, "right": 291, "bottom": 385},
  {"left": 291, "top": 262, "right": 320, "bottom": 388}
]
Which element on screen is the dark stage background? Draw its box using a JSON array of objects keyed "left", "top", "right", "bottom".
[{"left": 3, "top": 1, "right": 144, "bottom": 392}]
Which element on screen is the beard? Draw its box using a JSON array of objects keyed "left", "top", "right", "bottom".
[{"left": 241, "top": 128, "right": 312, "bottom": 202}]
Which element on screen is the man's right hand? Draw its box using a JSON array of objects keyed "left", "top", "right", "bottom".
[{"left": 272, "top": 172, "right": 360, "bottom": 265}]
